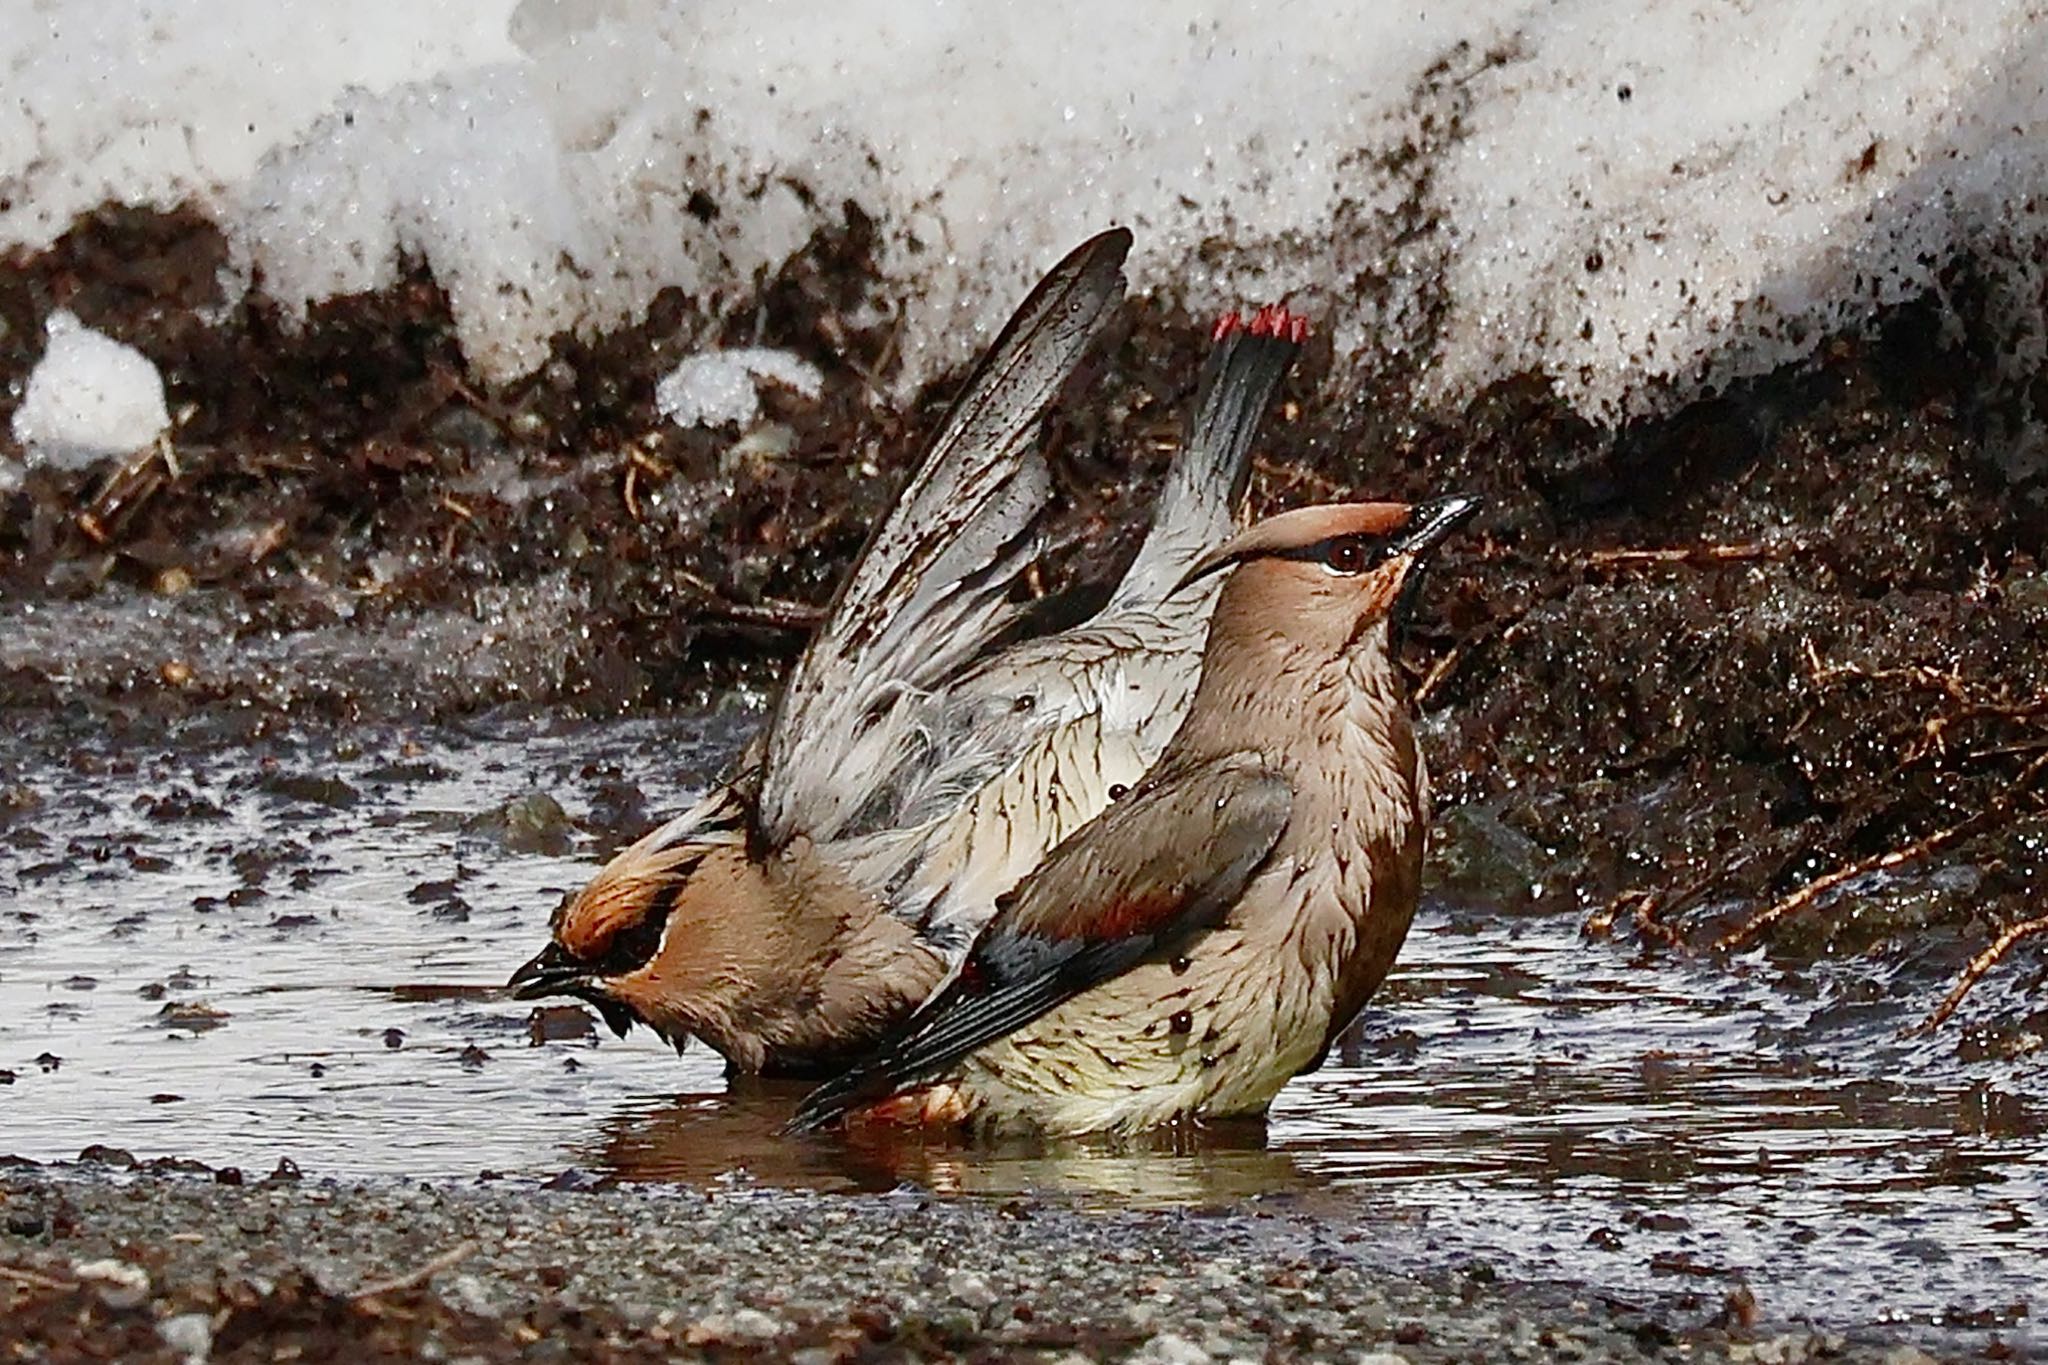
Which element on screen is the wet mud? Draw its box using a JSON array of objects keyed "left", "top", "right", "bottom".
[{"left": 3, "top": 206, "right": 2046, "bottom": 1357}]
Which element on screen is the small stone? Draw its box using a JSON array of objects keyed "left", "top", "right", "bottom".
[
  {"left": 1355, "top": 1355, "right": 1412, "bottom": 1365},
  {"left": 728, "top": 1308, "right": 784, "bottom": 1339},
  {"left": 526, "top": 1005, "right": 595, "bottom": 1045},
  {"left": 1137, "top": 1333, "right": 1212, "bottom": 1365},
  {"left": 156, "top": 1001, "right": 230, "bottom": 1031},
  {"left": 948, "top": 1269, "right": 999, "bottom": 1310},
  {"left": 158, "top": 1311, "right": 212, "bottom": 1361},
  {"left": 73, "top": 1257, "right": 151, "bottom": 1310},
  {"left": 78, "top": 1143, "right": 136, "bottom": 1167},
  {"left": 447, "top": 1274, "right": 500, "bottom": 1318}
]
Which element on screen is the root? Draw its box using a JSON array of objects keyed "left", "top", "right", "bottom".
[
  {"left": 1580, "top": 540, "right": 1795, "bottom": 570},
  {"left": 1912, "top": 913, "right": 2048, "bottom": 1035},
  {"left": 674, "top": 568, "right": 821, "bottom": 632},
  {"left": 1715, "top": 750, "right": 2048, "bottom": 952}
]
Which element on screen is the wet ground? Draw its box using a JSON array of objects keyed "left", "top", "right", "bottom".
[
  {"left": 4, "top": 205, "right": 2046, "bottom": 1360},
  {"left": 2, "top": 713, "right": 2039, "bottom": 1353}
]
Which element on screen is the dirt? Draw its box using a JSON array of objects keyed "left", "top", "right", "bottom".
[{"left": 7, "top": 203, "right": 2046, "bottom": 1031}]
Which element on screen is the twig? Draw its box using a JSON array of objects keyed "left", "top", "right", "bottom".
[
  {"left": 1414, "top": 609, "right": 1529, "bottom": 708},
  {"left": 351, "top": 1240, "right": 477, "bottom": 1300},
  {"left": 0, "top": 1264, "right": 78, "bottom": 1291},
  {"left": 1581, "top": 541, "right": 1793, "bottom": 569},
  {"left": 1911, "top": 913, "right": 2048, "bottom": 1035},
  {"left": 1715, "top": 750, "right": 2048, "bottom": 951},
  {"left": 673, "top": 568, "right": 822, "bottom": 632}
]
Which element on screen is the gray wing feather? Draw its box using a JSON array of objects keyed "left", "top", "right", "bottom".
[
  {"left": 825, "top": 322, "right": 1301, "bottom": 921},
  {"left": 755, "top": 229, "right": 1132, "bottom": 847}
]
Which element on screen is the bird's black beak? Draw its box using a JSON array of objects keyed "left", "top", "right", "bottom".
[
  {"left": 1392, "top": 494, "right": 1481, "bottom": 629},
  {"left": 507, "top": 942, "right": 591, "bottom": 1000},
  {"left": 507, "top": 943, "right": 641, "bottom": 1038},
  {"left": 1394, "top": 494, "right": 1482, "bottom": 560}
]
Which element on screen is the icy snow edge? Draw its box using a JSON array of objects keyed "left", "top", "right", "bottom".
[{"left": 5, "top": 1, "right": 2045, "bottom": 424}]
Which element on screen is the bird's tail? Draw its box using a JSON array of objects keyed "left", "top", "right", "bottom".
[{"left": 1109, "top": 307, "right": 1307, "bottom": 612}]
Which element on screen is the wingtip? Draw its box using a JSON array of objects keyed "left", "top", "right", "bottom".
[{"left": 1069, "top": 225, "right": 1134, "bottom": 274}]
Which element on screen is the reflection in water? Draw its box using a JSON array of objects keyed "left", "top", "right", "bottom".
[
  {"left": 594, "top": 1088, "right": 1312, "bottom": 1205},
  {"left": 1, "top": 714, "right": 2041, "bottom": 1341}
]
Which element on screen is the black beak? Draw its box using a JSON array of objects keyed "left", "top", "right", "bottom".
[
  {"left": 507, "top": 943, "right": 641, "bottom": 1039},
  {"left": 1393, "top": 494, "right": 1483, "bottom": 559},
  {"left": 508, "top": 942, "right": 591, "bottom": 1000},
  {"left": 1393, "top": 494, "right": 1481, "bottom": 629}
]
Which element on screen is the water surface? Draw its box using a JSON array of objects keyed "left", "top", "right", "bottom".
[{"left": 1, "top": 713, "right": 2038, "bottom": 1343}]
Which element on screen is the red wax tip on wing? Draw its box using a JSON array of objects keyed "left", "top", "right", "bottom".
[
  {"left": 1211, "top": 311, "right": 1243, "bottom": 342},
  {"left": 1287, "top": 313, "right": 1311, "bottom": 344}
]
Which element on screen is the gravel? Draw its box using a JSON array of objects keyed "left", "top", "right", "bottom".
[{"left": 0, "top": 1167, "right": 1965, "bottom": 1363}]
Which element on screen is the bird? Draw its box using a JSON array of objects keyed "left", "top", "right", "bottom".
[
  {"left": 787, "top": 494, "right": 1481, "bottom": 1137},
  {"left": 507, "top": 229, "right": 1307, "bottom": 1076}
]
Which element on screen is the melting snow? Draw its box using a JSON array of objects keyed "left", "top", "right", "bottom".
[
  {"left": 9, "top": 312, "right": 171, "bottom": 471},
  {"left": 656, "top": 348, "right": 825, "bottom": 430},
  {"left": 3, "top": 2, "right": 2045, "bottom": 421}
]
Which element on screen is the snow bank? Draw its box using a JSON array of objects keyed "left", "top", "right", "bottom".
[
  {"left": 5, "top": 1, "right": 2045, "bottom": 422},
  {"left": 656, "top": 348, "right": 823, "bottom": 429},
  {"left": 10, "top": 312, "right": 170, "bottom": 469}
]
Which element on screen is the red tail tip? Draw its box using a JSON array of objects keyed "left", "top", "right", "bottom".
[{"left": 1217, "top": 305, "right": 1311, "bottom": 344}]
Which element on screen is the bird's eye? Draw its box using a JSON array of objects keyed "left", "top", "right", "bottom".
[{"left": 1323, "top": 537, "right": 1369, "bottom": 575}]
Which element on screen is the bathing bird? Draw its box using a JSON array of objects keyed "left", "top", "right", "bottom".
[
  {"left": 508, "top": 231, "right": 1306, "bottom": 1075},
  {"left": 788, "top": 495, "right": 1479, "bottom": 1135}
]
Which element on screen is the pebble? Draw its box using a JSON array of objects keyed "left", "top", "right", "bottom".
[
  {"left": 1137, "top": 1331, "right": 1212, "bottom": 1365},
  {"left": 947, "top": 1268, "right": 998, "bottom": 1310},
  {"left": 73, "top": 1256, "right": 150, "bottom": 1309},
  {"left": 158, "top": 1311, "right": 213, "bottom": 1362}
]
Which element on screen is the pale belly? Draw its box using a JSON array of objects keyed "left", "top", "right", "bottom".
[{"left": 951, "top": 923, "right": 1343, "bottom": 1137}]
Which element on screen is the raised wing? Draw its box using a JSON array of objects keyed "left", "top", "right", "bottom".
[
  {"left": 754, "top": 229, "right": 1132, "bottom": 848},
  {"left": 787, "top": 754, "right": 1291, "bottom": 1131},
  {"left": 823, "top": 308, "right": 1303, "bottom": 946}
]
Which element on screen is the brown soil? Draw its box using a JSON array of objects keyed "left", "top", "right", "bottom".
[{"left": 3, "top": 203, "right": 2045, "bottom": 1033}]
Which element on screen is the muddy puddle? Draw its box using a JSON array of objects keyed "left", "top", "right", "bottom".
[{"left": 2, "top": 712, "right": 2041, "bottom": 1343}]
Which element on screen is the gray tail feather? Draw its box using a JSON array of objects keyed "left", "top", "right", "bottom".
[{"left": 1110, "top": 314, "right": 1304, "bottom": 611}]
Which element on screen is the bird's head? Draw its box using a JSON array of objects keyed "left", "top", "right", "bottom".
[
  {"left": 1174, "top": 496, "right": 1480, "bottom": 675},
  {"left": 505, "top": 802, "right": 742, "bottom": 1052}
]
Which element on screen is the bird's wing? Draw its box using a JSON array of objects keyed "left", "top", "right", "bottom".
[
  {"left": 754, "top": 228, "right": 1132, "bottom": 848},
  {"left": 787, "top": 754, "right": 1291, "bottom": 1131},
  {"left": 824, "top": 305, "right": 1304, "bottom": 904}
]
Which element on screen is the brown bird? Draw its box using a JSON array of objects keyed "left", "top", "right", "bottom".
[
  {"left": 788, "top": 495, "right": 1480, "bottom": 1136},
  {"left": 508, "top": 231, "right": 1305, "bottom": 1076}
]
